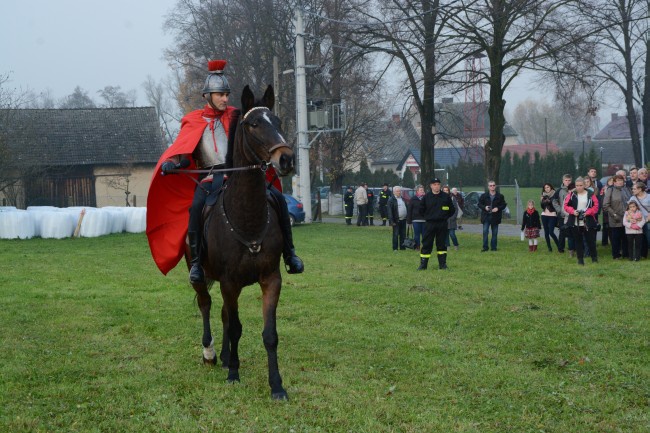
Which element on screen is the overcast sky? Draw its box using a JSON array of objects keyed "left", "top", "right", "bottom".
[
  {"left": 1, "top": 0, "right": 620, "bottom": 124},
  {"left": 0, "top": 0, "right": 177, "bottom": 106}
]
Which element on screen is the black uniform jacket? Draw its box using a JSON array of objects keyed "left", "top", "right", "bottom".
[{"left": 419, "top": 191, "right": 454, "bottom": 222}]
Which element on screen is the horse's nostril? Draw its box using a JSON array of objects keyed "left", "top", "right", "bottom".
[{"left": 280, "top": 154, "right": 294, "bottom": 170}]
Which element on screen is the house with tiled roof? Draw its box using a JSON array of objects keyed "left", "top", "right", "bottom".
[
  {"left": 557, "top": 113, "right": 641, "bottom": 168},
  {"left": 373, "top": 100, "right": 520, "bottom": 180},
  {"left": 0, "top": 107, "right": 165, "bottom": 208}
]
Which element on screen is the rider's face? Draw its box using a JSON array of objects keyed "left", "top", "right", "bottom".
[{"left": 208, "top": 92, "right": 229, "bottom": 111}]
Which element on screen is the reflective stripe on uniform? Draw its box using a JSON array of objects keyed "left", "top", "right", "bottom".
[{"left": 420, "top": 253, "right": 431, "bottom": 258}]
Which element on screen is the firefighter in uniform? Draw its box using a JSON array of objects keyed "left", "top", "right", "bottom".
[
  {"left": 418, "top": 178, "right": 454, "bottom": 270},
  {"left": 344, "top": 186, "right": 354, "bottom": 225},
  {"left": 378, "top": 183, "right": 391, "bottom": 226},
  {"left": 366, "top": 184, "right": 375, "bottom": 225}
]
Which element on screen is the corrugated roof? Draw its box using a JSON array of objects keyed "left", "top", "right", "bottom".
[{"left": 1, "top": 107, "right": 165, "bottom": 167}]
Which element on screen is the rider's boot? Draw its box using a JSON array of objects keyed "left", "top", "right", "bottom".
[
  {"left": 280, "top": 217, "right": 304, "bottom": 274},
  {"left": 188, "top": 231, "right": 205, "bottom": 283}
]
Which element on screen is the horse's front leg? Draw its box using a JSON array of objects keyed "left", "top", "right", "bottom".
[
  {"left": 192, "top": 282, "right": 216, "bottom": 365},
  {"left": 219, "top": 303, "right": 230, "bottom": 369},
  {"left": 260, "top": 272, "right": 287, "bottom": 400},
  {"left": 220, "top": 283, "right": 243, "bottom": 383}
]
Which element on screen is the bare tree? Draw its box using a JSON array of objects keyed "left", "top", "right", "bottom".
[
  {"left": 448, "top": 0, "right": 585, "bottom": 183},
  {"left": 349, "top": 0, "right": 472, "bottom": 182},
  {"left": 304, "top": 0, "right": 390, "bottom": 191},
  {"left": 510, "top": 99, "right": 577, "bottom": 145},
  {"left": 575, "top": 0, "right": 649, "bottom": 167},
  {"left": 143, "top": 75, "right": 180, "bottom": 144},
  {"left": 97, "top": 85, "right": 137, "bottom": 108},
  {"left": 163, "top": 0, "right": 297, "bottom": 109},
  {"left": 59, "top": 86, "right": 96, "bottom": 109}
]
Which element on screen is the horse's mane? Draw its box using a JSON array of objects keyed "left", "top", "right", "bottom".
[{"left": 225, "top": 108, "right": 242, "bottom": 173}]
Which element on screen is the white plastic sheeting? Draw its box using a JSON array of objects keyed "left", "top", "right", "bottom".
[
  {"left": 0, "top": 208, "right": 36, "bottom": 239},
  {"left": 0, "top": 206, "right": 147, "bottom": 239},
  {"left": 124, "top": 207, "right": 147, "bottom": 233},
  {"left": 26, "top": 206, "right": 77, "bottom": 239}
]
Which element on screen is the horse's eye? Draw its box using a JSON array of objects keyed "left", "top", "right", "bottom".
[{"left": 249, "top": 122, "right": 258, "bottom": 128}]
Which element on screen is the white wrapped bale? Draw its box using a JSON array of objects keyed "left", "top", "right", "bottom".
[
  {"left": 79, "top": 208, "right": 112, "bottom": 237},
  {"left": 101, "top": 207, "right": 128, "bottom": 233},
  {"left": 38, "top": 210, "right": 76, "bottom": 239},
  {"left": 26, "top": 206, "right": 62, "bottom": 237},
  {"left": 0, "top": 209, "right": 35, "bottom": 239},
  {"left": 124, "top": 207, "right": 147, "bottom": 233}
]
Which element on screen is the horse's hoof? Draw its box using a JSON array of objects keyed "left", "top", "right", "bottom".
[
  {"left": 271, "top": 390, "right": 289, "bottom": 401},
  {"left": 202, "top": 356, "right": 217, "bottom": 366},
  {"left": 227, "top": 372, "right": 240, "bottom": 383}
]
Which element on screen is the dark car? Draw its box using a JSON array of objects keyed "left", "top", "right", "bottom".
[
  {"left": 463, "top": 190, "right": 511, "bottom": 219},
  {"left": 283, "top": 194, "right": 305, "bottom": 226}
]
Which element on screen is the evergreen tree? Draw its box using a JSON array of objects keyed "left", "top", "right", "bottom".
[{"left": 402, "top": 169, "right": 416, "bottom": 188}]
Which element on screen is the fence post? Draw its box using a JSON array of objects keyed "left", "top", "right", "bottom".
[{"left": 514, "top": 179, "right": 523, "bottom": 225}]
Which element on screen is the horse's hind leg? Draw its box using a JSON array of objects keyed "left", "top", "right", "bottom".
[
  {"left": 260, "top": 273, "right": 288, "bottom": 400},
  {"left": 192, "top": 282, "right": 216, "bottom": 365},
  {"left": 220, "top": 283, "right": 243, "bottom": 383}
]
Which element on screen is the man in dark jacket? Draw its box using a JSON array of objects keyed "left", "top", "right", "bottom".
[
  {"left": 387, "top": 186, "right": 408, "bottom": 251},
  {"left": 343, "top": 186, "right": 354, "bottom": 225},
  {"left": 418, "top": 178, "right": 454, "bottom": 270},
  {"left": 378, "top": 183, "right": 391, "bottom": 226},
  {"left": 478, "top": 181, "right": 507, "bottom": 252},
  {"left": 366, "top": 184, "right": 375, "bottom": 225}
]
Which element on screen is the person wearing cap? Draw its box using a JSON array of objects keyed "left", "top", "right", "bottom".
[
  {"left": 478, "top": 180, "right": 508, "bottom": 252},
  {"left": 378, "top": 183, "right": 391, "bottom": 226},
  {"left": 355, "top": 183, "right": 368, "bottom": 226},
  {"left": 366, "top": 183, "right": 376, "bottom": 225},
  {"left": 417, "top": 178, "right": 454, "bottom": 270},
  {"left": 147, "top": 59, "right": 303, "bottom": 284},
  {"left": 344, "top": 186, "right": 355, "bottom": 225}
]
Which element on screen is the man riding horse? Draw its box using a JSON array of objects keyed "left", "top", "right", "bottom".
[{"left": 146, "top": 60, "right": 304, "bottom": 282}]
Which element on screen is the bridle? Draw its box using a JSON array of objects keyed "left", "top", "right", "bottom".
[{"left": 238, "top": 106, "right": 292, "bottom": 167}]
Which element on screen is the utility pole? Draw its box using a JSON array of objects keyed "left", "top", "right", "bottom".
[
  {"left": 294, "top": 7, "right": 312, "bottom": 223},
  {"left": 544, "top": 117, "right": 548, "bottom": 155}
]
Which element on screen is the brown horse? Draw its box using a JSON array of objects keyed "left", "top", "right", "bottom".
[{"left": 190, "top": 84, "right": 293, "bottom": 400}]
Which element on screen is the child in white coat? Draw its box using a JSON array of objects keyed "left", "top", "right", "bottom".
[{"left": 623, "top": 201, "right": 645, "bottom": 261}]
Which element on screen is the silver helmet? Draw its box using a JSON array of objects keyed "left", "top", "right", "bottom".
[{"left": 202, "top": 60, "right": 231, "bottom": 95}]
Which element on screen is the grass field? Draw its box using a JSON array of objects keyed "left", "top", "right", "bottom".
[{"left": 0, "top": 225, "right": 647, "bottom": 432}]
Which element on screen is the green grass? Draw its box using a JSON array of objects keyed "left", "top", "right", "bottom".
[{"left": 0, "top": 226, "right": 647, "bottom": 432}]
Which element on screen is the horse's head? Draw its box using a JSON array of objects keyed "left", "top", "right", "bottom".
[{"left": 239, "top": 85, "right": 295, "bottom": 176}]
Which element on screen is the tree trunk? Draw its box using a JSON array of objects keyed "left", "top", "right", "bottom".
[
  {"left": 419, "top": 0, "right": 438, "bottom": 183},
  {"left": 621, "top": 14, "right": 642, "bottom": 167},
  {"left": 485, "top": 61, "right": 506, "bottom": 184},
  {"left": 641, "top": 38, "right": 650, "bottom": 167}
]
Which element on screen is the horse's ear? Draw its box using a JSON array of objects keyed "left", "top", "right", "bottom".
[
  {"left": 241, "top": 85, "right": 255, "bottom": 113},
  {"left": 262, "top": 85, "right": 275, "bottom": 111}
]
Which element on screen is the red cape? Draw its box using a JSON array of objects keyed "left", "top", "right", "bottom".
[{"left": 146, "top": 105, "right": 282, "bottom": 275}]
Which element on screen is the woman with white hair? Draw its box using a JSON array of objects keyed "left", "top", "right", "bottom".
[{"left": 563, "top": 177, "right": 599, "bottom": 265}]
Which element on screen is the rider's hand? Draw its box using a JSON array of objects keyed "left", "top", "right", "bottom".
[{"left": 161, "top": 161, "right": 177, "bottom": 175}]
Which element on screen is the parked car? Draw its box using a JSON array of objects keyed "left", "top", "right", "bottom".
[
  {"left": 283, "top": 194, "right": 305, "bottom": 226},
  {"left": 462, "top": 190, "right": 511, "bottom": 219}
]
